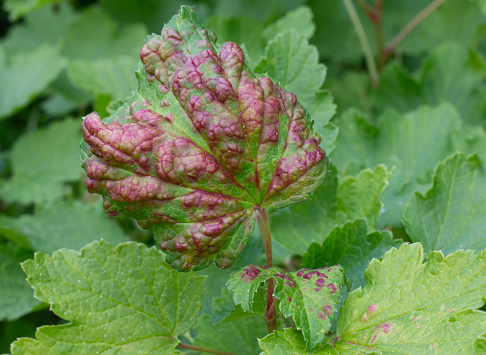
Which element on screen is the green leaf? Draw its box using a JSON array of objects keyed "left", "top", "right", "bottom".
[
  {"left": 271, "top": 164, "right": 390, "bottom": 254},
  {"left": 0, "top": 244, "right": 41, "bottom": 321},
  {"left": 10, "top": 240, "right": 206, "bottom": 354},
  {"left": 404, "top": 153, "right": 486, "bottom": 255},
  {"left": 0, "top": 4, "right": 77, "bottom": 54},
  {"left": 0, "top": 45, "right": 65, "bottom": 120},
  {"left": 302, "top": 219, "right": 402, "bottom": 288},
  {"left": 195, "top": 313, "right": 267, "bottom": 355},
  {"left": 4, "top": 200, "right": 130, "bottom": 254},
  {"left": 0, "top": 118, "right": 82, "bottom": 204},
  {"left": 205, "top": 14, "right": 265, "bottom": 68},
  {"left": 377, "top": 43, "right": 486, "bottom": 125},
  {"left": 332, "top": 104, "right": 461, "bottom": 228},
  {"left": 67, "top": 57, "right": 137, "bottom": 99},
  {"left": 228, "top": 265, "right": 346, "bottom": 349},
  {"left": 262, "top": 5, "right": 315, "bottom": 41},
  {"left": 3, "top": 0, "right": 69, "bottom": 20},
  {"left": 81, "top": 6, "right": 329, "bottom": 271},
  {"left": 333, "top": 243, "right": 486, "bottom": 353},
  {"left": 259, "top": 328, "right": 342, "bottom": 354},
  {"left": 255, "top": 29, "right": 336, "bottom": 126},
  {"left": 452, "top": 125, "right": 486, "bottom": 164}
]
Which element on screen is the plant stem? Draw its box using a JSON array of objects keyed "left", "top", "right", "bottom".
[
  {"left": 177, "top": 343, "right": 238, "bottom": 355},
  {"left": 256, "top": 205, "right": 277, "bottom": 334},
  {"left": 382, "top": 0, "right": 447, "bottom": 64},
  {"left": 344, "top": 0, "right": 380, "bottom": 89}
]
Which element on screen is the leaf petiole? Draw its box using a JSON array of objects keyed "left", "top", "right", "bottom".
[
  {"left": 256, "top": 205, "right": 277, "bottom": 333},
  {"left": 177, "top": 342, "right": 239, "bottom": 355}
]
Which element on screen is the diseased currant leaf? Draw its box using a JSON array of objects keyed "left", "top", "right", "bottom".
[
  {"left": 0, "top": 118, "right": 82, "bottom": 204},
  {"left": 255, "top": 29, "right": 336, "bottom": 126},
  {"left": 330, "top": 243, "right": 486, "bottom": 354},
  {"left": 302, "top": 219, "right": 403, "bottom": 289},
  {"left": 81, "top": 6, "right": 329, "bottom": 271},
  {"left": 0, "top": 244, "right": 42, "bottom": 321},
  {"left": 10, "top": 240, "right": 206, "bottom": 354},
  {"left": 227, "top": 265, "right": 347, "bottom": 350},
  {"left": 404, "top": 153, "right": 486, "bottom": 255},
  {"left": 332, "top": 104, "right": 461, "bottom": 228},
  {"left": 271, "top": 164, "right": 390, "bottom": 254}
]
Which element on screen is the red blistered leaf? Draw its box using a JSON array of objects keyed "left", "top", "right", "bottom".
[{"left": 81, "top": 6, "right": 329, "bottom": 271}]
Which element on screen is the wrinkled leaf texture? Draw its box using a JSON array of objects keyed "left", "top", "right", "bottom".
[{"left": 81, "top": 6, "right": 329, "bottom": 271}]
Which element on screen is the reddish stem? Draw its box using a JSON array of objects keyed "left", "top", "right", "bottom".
[
  {"left": 177, "top": 342, "right": 238, "bottom": 355},
  {"left": 256, "top": 205, "right": 277, "bottom": 333}
]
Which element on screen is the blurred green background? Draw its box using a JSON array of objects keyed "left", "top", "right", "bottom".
[{"left": 1, "top": 0, "right": 485, "bottom": 352}]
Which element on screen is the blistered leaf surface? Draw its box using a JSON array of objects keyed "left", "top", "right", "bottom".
[
  {"left": 227, "top": 265, "right": 346, "bottom": 349},
  {"left": 10, "top": 240, "right": 206, "bottom": 354},
  {"left": 81, "top": 6, "right": 328, "bottom": 271}
]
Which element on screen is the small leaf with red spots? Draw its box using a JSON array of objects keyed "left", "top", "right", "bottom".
[
  {"left": 80, "top": 6, "right": 329, "bottom": 271},
  {"left": 227, "top": 265, "right": 347, "bottom": 349}
]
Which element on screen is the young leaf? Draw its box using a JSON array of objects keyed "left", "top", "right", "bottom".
[
  {"left": 227, "top": 265, "right": 347, "bottom": 349},
  {"left": 302, "top": 219, "right": 402, "bottom": 288},
  {"left": 10, "top": 240, "right": 206, "bottom": 354},
  {"left": 81, "top": 6, "right": 329, "bottom": 271},
  {"left": 0, "top": 118, "right": 81, "bottom": 204},
  {"left": 332, "top": 243, "right": 486, "bottom": 353},
  {"left": 271, "top": 164, "right": 390, "bottom": 254},
  {"left": 0, "top": 244, "right": 41, "bottom": 321},
  {"left": 404, "top": 153, "right": 486, "bottom": 255}
]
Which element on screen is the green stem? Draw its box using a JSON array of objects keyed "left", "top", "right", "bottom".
[
  {"left": 177, "top": 342, "right": 238, "bottom": 355},
  {"left": 256, "top": 205, "right": 277, "bottom": 334},
  {"left": 382, "top": 0, "right": 447, "bottom": 64},
  {"left": 344, "top": 0, "right": 380, "bottom": 89}
]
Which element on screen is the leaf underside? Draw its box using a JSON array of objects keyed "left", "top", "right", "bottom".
[{"left": 81, "top": 6, "right": 329, "bottom": 271}]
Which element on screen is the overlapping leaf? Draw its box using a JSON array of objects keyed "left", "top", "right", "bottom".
[
  {"left": 81, "top": 6, "right": 329, "bottom": 271},
  {"left": 260, "top": 243, "right": 486, "bottom": 354},
  {"left": 404, "top": 153, "right": 486, "bottom": 255},
  {"left": 228, "top": 265, "right": 346, "bottom": 349},
  {"left": 10, "top": 240, "right": 206, "bottom": 354},
  {"left": 271, "top": 164, "right": 390, "bottom": 254}
]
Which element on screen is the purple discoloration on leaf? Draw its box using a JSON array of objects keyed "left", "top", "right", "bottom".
[
  {"left": 80, "top": 6, "right": 329, "bottom": 271},
  {"left": 227, "top": 264, "right": 346, "bottom": 350}
]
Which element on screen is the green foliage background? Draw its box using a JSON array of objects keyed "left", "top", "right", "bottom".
[{"left": 0, "top": 0, "right": 486, "bottom": 353}]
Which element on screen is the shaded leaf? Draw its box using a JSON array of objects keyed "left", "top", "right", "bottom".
[
  {"left": 271, "top": 164, "right": 390, "bottom": 254},
  {"left": 404, "top": 153, "right": 486, "bottom": 255},
  {"left": 0, "top": 244, "right": 41, "bottom": 321},
  {"left": 10, "top": 240, "right": 206, "bottom": 354},
  {"left": 332, "top": 104, "right": 461, "bottom": 228},
  {"left": 3, "top": 200, "right": 130, "bottom": 254},
  {"left": 228, "top": 265, "right": 346, "bottom": 349},
  {"left": 302, "top": 219, "right": 402, "bottom": 289},
  {"left": 0, "top": 45, "right": 65, "bottom": 120},
  {"left": 194, "top": 313, "right": 267, "bottom": 355},
  {"left": 377, "top": 43, "right": 486, "bottom": 125},
  {"left": 3, "top": 0, "right": 69, "bottom": 20},
  {"left": 81, "top": 6, "right": 329, "bottom": 271},
  {"left": 0, "top": 118, "right": 81, "bottom": 204}
]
